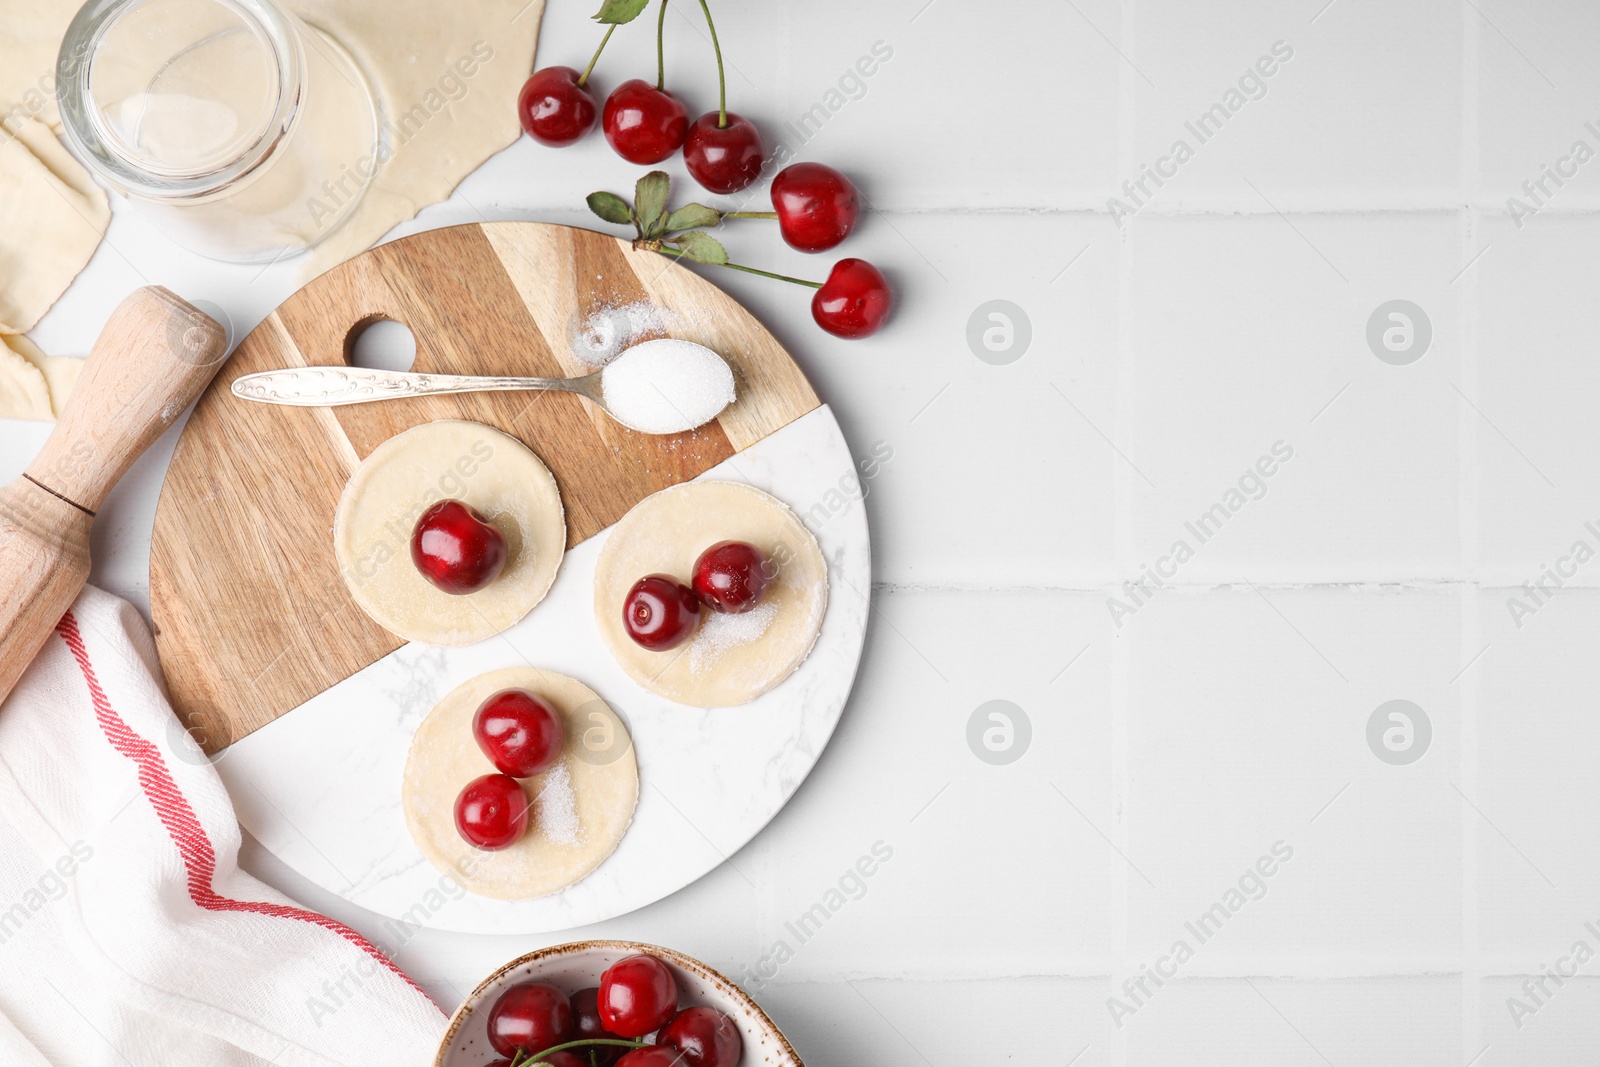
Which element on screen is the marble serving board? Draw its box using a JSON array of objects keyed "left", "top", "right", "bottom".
[{"left": 215, "top": 406, "right": 870, "bottom": 934}]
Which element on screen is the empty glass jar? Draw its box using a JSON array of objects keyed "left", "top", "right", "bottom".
[{"left": 56, "top": 0, "right": 378, "bottom": 262}]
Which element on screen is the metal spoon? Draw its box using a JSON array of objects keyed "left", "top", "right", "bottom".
[
  {"left": 230, "top": 340, "right": 735, "bottom": 434},
  {"left": 232, "top": 364, "right": 611, "bottom": 407}
]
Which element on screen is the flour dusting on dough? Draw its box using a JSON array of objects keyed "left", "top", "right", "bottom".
[
  {"left": 536, "top": 761, "right": 583, "bottom": 846},
  {"left": 689, "top": 601, "right": 779, "bottom": 675}
]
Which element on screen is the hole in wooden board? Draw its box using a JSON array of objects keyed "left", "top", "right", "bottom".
[{"left": 347, "top": 318, "right": 417, "bottom": 372}]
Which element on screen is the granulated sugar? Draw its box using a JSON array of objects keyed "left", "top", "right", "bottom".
[
  {"left": 535, "top": 761, "right": 582, "bottom": 846},
  {"left": 690, "top": 600, "right": 779, "bottom": 674},
  {"left": 601, "top": 338, "right": 736, "bottom": 434},
  {"left": 571, "top": 301, "right": 675, "bottom": 367}
]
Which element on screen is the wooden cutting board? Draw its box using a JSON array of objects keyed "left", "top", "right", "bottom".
[{"left": 150, "top": 222, "right": 819, "bottom": 754}]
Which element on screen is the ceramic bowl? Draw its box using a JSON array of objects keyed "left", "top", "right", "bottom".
[{"left": 436, "top": 940, "right": 803, "bottom": 1067}]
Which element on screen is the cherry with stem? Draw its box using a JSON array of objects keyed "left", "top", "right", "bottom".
[
  {"left": 654, "top": 244, "right": 891, "bottom": 339},
  {"left": 509, "top": 1037, "right": 648, "bottom": 1065},
  {"left": 580, "top": 24, "right": 616, "bottom": 89},
  {"left": 694, "top": 0, "right": 727, "bottom": 127},
  {"left": 654, "top": 244, "right": 818, "bottom": 289},
  {"left": 683, "top": 0, "right": 763, "bottom": 192},
  {"left": 602, "top": 0, "right": 689, "bottom": 163},
  {"left": 587, "top": 172, "right": 891, "bottom": 338},
  {"left": 518, "top": 22, "right": 615, "bottom": 147},
  {"left": 655, "top": 0, "right": 669, "bottom": 91}
]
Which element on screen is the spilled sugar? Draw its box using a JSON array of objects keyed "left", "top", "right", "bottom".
[
  {"left": 601, "top": 338, "right": 736, "bottom": 434},
  {"left": 571, "top": 301, "right": 676, "bottom": 367},
  {"left": 534, "top": 761, "right": 582, "bottom": 846},
  {"left": 689, "top": 600, "right": 779, "bottom": 675}
]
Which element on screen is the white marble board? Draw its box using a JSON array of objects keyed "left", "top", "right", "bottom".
[{"left": 215, "top": 405, "right": 869, "bottom": 934}]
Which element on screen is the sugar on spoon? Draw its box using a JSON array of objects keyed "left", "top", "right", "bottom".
[{"left": 231, "top": 338, "right": 736, "bottom": 435}]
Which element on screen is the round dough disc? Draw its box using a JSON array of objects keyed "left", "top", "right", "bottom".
[
  {"left": 333, "top": 420, "right": 565, "bottom": 646},
  {"left": 402, "top": 667, "right": 638, "bottom": 899},
  {"left": 594, "top": 481, "right": 828, "bottom": 707}
]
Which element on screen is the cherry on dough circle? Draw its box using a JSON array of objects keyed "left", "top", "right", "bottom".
[
  {"left": 333, "top": 420, "right": 565, "bottom": 645},
  {"left": 593, "top": 481, "right": 828, "bottom": 707},
  {"left": 402, "top": 667, "right": 638, "bottom": 899}
]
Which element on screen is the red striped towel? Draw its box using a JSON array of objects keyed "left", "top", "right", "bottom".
[{"left": 0, "top": 587, "right": 444, "bottom": 1065}]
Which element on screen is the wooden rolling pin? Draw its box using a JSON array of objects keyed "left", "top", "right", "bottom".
[{"left": 0, "top": 287, "right": 227, "bottom": 704}]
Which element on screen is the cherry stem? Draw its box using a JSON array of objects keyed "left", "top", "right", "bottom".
[
  {"left": 578, "top": 24, "right": 616, "bottom": 87},
  {"left": 655, "top": 0, "right": 668, "bottom": 90},
  {"left": 694, "top": 0, "right": 728, "bottom": 126},
  {"left": 519, "top": 1037, "right": 648, "bottom": 1064},
  {"left": 719, "top": 261, "right": 821, "bottom": 287},
  {"left": 656, "top": 244, "right": 822, "bottom": 288},
  {"left": 723, "top": 211, "right": 777, "bottom": 220}
]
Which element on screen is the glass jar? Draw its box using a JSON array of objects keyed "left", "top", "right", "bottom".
[{"left": 56, "top": 0, "right": 378, "bottom": 262}]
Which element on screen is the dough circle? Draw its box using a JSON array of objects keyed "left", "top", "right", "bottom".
[
  {"left": 594, "top": 481, "right": 829, "bottom": 707},
  {"left": 402, "top": 667, "right": 638, "bottom": 899},
  {"left": 333, "top": 420, "right": 565, "bottom": 645}
]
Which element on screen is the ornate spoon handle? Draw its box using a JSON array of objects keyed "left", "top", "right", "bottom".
[{"left": 230, "top": 366, "right": 587, "bottom": 406}]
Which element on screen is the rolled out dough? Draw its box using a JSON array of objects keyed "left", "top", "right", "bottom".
[
  {"left": 333, "top": 420, "right": 565, "bottom": 646},
  {"left": 594, "top": 481, "right": 830, "bottom": 708},
  {"left": 0, "top": 0, "right": 547, "bottom": 373},
  {"left": 0, "top": 333, "right": 80, "bottom": 421},
  {"left": 0, "top": 117, "right": 109, "bottom": 335},
  {"left": 294, "top": 0, "right": 546, "bottom": 278},
  {"left": 402, "top": 667, "right": 638, "bottom": 900}
]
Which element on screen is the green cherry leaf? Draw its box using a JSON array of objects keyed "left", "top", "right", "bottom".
[
  {"left": 671, "top": 231, "right": 729, "bottom": 265},
  {"left": 664, "top": 202, "right": 723, "bottom": 234},
  {"left": 633, "top": 170, "right": 671, "bottom": 237},
  {"left": 592, "top": 0, "right": 651, "bottom": 24},
  {"left": 586, "top": 191, "right": 636, "bottom": 229}
]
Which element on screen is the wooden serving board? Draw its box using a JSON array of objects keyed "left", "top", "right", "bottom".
[{"left": 150, "top": 222, "right": 819, "bottom": 754}]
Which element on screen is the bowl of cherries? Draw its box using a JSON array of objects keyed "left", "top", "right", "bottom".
[{"left": 437, "top": 941, "right": 800, "bottom": 1067}]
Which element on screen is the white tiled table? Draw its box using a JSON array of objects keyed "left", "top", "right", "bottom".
[{"left": 6, "top": 1, "right": 1600, "bottom": 1062}]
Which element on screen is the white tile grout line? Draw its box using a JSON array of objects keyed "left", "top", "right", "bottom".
[
  {"left": 1459, "top": 3, "right": 1484, "bottom": 1058},
  {"left": 522, "top": 199, "right": 1600, "bottom": 220},
  {"left": 1110, "top": 4, "right": 1138, "bottom": 1064}
]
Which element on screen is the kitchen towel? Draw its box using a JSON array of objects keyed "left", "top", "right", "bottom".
[{"left": 0, "top": 585, "right": 446, "bottom": 1066}]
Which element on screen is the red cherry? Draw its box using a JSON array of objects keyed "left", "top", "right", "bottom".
[
  {"left": 474, "top": 689, "right": 565, "bottom": 778},
  {"left": 519, "top": 66, "right": 599, "bottom": 147},
  {"left": 770, "top": 163, "right": 859, "bottom": 253},
  {"left": 683, "top": 112, "right": 764, "bottom": 194},
  {"left": 623, "top": 575, "right": 701, "bottom": 651},
  {"left": 691, "top": 541, "right": 769, "bottom": 614},
  {"left": 572, "top": 986, "right": 627, "bottom": 1067},
  {"left": 487, "top": 981, "right": 574, "bottom": 1057},
  {"left": 603, "top": 79, "right": 690, "bottom": 164},
  {"left": 658, "top": 1007, "right": 741, "bottom": 1067},
  {"left": 811, "top": 258, "right": 892, "bottom": 339},
  {"left": 617, "top": 1049, "right": 685, "bottom": 1067},
  {"left": 454, "top": 773, "right": 530, "bottom": 850},
  {"left": 598, "top": 954, "right": 679, "bottom": 1037},
  {"left": 411, "top": 500, "right": 507, "bottom": 595}
]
